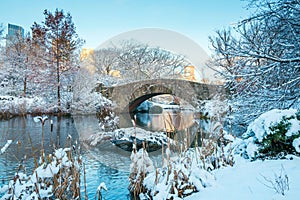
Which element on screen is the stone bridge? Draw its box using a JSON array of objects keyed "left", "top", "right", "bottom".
[{"left": 95, "top": 79, "right": 226, "bottom": 113}]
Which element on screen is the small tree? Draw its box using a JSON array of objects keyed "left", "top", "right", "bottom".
[
  {"left": 31, "top": 9, "right": 83, "bottom": 110},
  {"left": 4, "top": 31, "right": 35, "bottom": 96}
]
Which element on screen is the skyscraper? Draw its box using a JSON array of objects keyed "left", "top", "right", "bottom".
[{"left": 6, "top": 23, "right": 24, "bottom": 47}]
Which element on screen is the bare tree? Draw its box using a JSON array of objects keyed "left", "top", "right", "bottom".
[
  {"left": 31, "top": 9, "right": 83, "bottom": 110},
  {"left": 4, "top": 31, "right": 35, "bottom": 96},
  {"left": 93, "top": 40, "right": 188, "bottom": 82},
  {"left": 210, "top": 0, "right": 300, "bottom": 129},
  {"left": 93, "top": 47, "right": 119, "bottom": 75}
]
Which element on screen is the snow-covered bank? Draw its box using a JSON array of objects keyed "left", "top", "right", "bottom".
[
  {"left": 136, "top": 135, "right": 300, "bottom": 200},
  {"left": 135, "top": 108, "right": 300, "bottom": 200},
  {"left": 0, "top": 95, "right": 68, "bottom": 117},
  {"left": 186, "top": 156, "right": 300, "bottom": 200},
  {"left": 0, "top": 96, "right": 46, "bottom": 114}
]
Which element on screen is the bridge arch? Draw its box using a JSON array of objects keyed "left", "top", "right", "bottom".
[{"left": 128, "top": 83, "right": 175, "bottom": 112}]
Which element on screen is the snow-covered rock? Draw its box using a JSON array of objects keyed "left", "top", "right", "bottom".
[{"left": 86, "top": 127, "right": 175, "bottom": 152}]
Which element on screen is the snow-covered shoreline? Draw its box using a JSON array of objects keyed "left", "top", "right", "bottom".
[{"left": 0, "top": 95, "right": 71, "bottom": 119}]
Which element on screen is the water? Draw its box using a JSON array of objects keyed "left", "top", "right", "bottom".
[
  {"left": 0, "top": 110, "right": 196, "bottom": 199},
  {"left": 81, "top": 148, "right": 130, "bottom": 199}
]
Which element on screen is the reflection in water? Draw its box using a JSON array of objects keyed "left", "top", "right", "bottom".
[
  {"left": 135, "top": 110, "right": 195, "bottom": 132},
  {"left": 118, "top": 110, "right": 196, "bottom": 132}
]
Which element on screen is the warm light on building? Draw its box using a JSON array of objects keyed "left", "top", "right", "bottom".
[
  {"left": 80, "top": 48, "right": 96, "bottom": 74},
  {"left": 80, "top": 48, "right": 94, "bottom": 61},
  {"left": 183, "top": 65, "right": 197, "bottom": 82},
  {"left": 109, "top": 70, "right": 121, "bottom": 78}
]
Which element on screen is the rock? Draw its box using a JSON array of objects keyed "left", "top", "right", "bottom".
[
  {"left": 149, "top": 105, "right": 163, "bottom": 114},
  {"left": 111, "top": 139, "right": 133, "bottom": 151}
]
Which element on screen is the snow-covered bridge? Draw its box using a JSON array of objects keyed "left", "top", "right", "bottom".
[{"left": 95, "top": 79, "right": 226, "bottom": 113}]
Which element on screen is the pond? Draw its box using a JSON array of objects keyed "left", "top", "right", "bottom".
[{"left": 0, "top": 110, "right": 197, "bottom": 199}]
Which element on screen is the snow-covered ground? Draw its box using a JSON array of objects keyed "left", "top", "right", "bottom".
[
  {"left": 138, "top": 108, "right": 300, "bottom": 200},
  {"left": 186, "top": 156, "right": 300, "bottom": 200}
]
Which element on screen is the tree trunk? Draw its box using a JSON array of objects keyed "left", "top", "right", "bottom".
[
  {"left": 23, "top": 58, "right": 27, "bottom": 97},
  {"left": 56, "top": 59, "right": 61, "bottom": 110},
  {"left": 23, "top": 77, "right": 26, "bottom": 97}
]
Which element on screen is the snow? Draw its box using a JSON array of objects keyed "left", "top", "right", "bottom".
[
  {"left": 240, "top": 109, "right": 300, "bottom": 158},
  {"left": 0, "top": 95, "right": 48, "bottom": 114},
  {"left": 245, "top": 109, "right": 299, "bottom": 142},
  {"left": 0, "top": 140, "right": 12, "bottom": 154},
  {"left": 0, "top": 148, "right": 79, "bottom": 199},
  {"left": 130, "top": 147, "right": 154, "bottom": 175},
  {"left": 150, "top": 101, "right": 180, "bottom": 110},
  {"left": 87, "top": 127, "right": 174, "bottom": 147},
  {"left": 138, "top": 109, "right": 300, "bottom": 199},
  {"left": 142, "top": 148, "right": 216, "bottom": 200},
  {"left": 287, "top": 118, "right": 300, "bottom": 137},
  {"left": 97, "top": 182, "right": 108, "bottom": 191},
  {"left": 139, "top": 136, "right": 300, "bottom": 200},
  {"left": 185, "top": 156, "right": 300, "bottom": 200},
  {"left": 197, "top": 99, "right": 227, "bottom": 119},
  {"left": 293, "top": 138, "right": 300, "bottom": 153},
  {"left": 33, "top": 115, "right": 48, "bottom": 123}
]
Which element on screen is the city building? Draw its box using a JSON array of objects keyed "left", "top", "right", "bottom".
[
  {"left": 80, "top": 48, "right": 96, "bottom": 74},
  {"left": 6, "top": 23, "right": 24, "bottom": 47},
  {"left": 183, "top": 65, "right": 197, "bottom": 82}
]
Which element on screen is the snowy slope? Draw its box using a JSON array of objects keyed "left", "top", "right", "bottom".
[{"left": 186, "top": 156, "right": 300, "bottom": 200}]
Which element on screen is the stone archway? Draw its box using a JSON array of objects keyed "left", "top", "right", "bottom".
[{"left": 95, "top": 78, "right": 225, "bottom": 114}]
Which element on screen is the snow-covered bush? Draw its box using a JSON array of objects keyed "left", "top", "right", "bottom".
[
  {"left": 72, "top": 68, "right": 119, "bottom": 130},
  {"left": 240, "top": 109, "right": 300, "bottom": 159},
  {"left": 129, "top": 143, "right": 154, "bottom": 198},
  {"left": 95, "top": 98, "right": 119, "bottom": 131},
  {"left": 140, "top": 149, "right": 215, "bottom": 200}
]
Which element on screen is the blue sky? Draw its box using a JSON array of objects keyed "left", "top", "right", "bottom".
[{"left": 0, "top": 0, "right": 250, "bottom": 53}]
